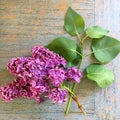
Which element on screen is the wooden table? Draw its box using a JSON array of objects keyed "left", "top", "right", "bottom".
[{"left": 0, "top": 0, "right": 120, "bottom": 120}]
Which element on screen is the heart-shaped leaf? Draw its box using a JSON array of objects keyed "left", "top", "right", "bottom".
[
  {"left": 86, "top": 63, "right": 114, "bottom": 88},
  {"left": 92, "top": 36, "right": 120, "bottom": 63},
  {"left": 86, "top": 26, "right": 109, "bottom": 38},
  {"left": 64, "top": 7, "right": 85, "bottom": 36},
  {"left": 45, "top": 37, "right": 81, "bottom": 66}
]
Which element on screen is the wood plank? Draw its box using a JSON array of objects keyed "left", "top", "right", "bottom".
[
  {"left": 0, "top": 0, "right": 96, "bottom": 119},
  {"left": 95, "top": 0, "right": 120, "bottom": 120},
  {"left": 0, "top": 113, "right": 99, "bottom": 120}
]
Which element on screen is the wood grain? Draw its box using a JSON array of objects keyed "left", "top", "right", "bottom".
[
  {"left": 0, "top": 0, "right": 120, "bottom": 120},
  {"left": 94, "top": 0, "right": 120, "bottom": 120}
]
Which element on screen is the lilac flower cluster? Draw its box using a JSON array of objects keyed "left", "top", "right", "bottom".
[{"left": 0, "top": 46, "right": 82, "bottom": 104}]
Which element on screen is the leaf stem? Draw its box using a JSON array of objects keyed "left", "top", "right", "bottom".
[
  {"left": 76, "top": 32, "right": 82, "bottom": 43},
  {"left": 84, "top": 50, "right": 101, "bottom": 57},
  {"left": 69, "top": 49, "right": 83, "bottom": 57},
  {"left": 81, "top": 35, "right": 88, "bottom": 43},
  {"left": 84, "top": 51, "right": 94, "bottom": 57}
]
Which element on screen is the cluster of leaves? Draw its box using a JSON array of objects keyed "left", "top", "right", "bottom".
[{"left": 46, "top": 7, "right": 120, "bottom": 88}]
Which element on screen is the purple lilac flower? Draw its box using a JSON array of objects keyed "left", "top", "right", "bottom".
[
  {"left": 48, "top": 68, "right": 66, "bottom": 87},
  {"left": 7, "top": 57, "right": 28, "bottom": 77},
  {"left": 48, "top": 88, "right": 67, "bottom": 104},
  {"left": 0, "top": 46, "right": 82, "bottom": 104},
  {"left": 32, "top": 46, "right": 67, "bottom": 68},
  {"left": 66, "top": 67, "right": 82, "bottom": 83},
  {"left": 0, "top": 78, "right": 26, "bottom": 102},
  {"left": 7, "top": 57, "right": 45, "bottom": 80},
  {"left": 0, "top": 77, "right": 47, "bottom": 103}
]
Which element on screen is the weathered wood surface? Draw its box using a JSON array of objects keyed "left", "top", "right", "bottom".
[{"left": 0, "top": 0, "right": 120, "bottom": 120}]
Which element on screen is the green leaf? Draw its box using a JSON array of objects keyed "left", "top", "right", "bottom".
[
  {"left": 86, "top": 63, "right": 114, "bottom": 88},
  {"left": 86, "top": 26, "right": 109, "bottom": 38},
  {"left": 66, "top": 62, "right": 72, "bottom": 68},
  {"left": 92, "top": 36, "right": 120, "bottom": 63},
  {"left": 45, "top": 37, "right": 81, "bottom": 66},
  {"left": 64, "top": 7, "right": 85, "bottom": 36}
]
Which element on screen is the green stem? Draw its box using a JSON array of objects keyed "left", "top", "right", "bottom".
[
  {"left": 65, "top": 58, "right": 83, "bottom": 115},
  {"left": 69, "top": 49, "right": 83, "bottom": 57},
  {"left": 65, "top": 33, "right": 85, "bottom": 115},
  {"left": 84, "top": 52, "right": 94, "bottom": 57},
  {"left": 81, "top": 35, "right": 88, "bottom": 43},
  {"left": 76, "top": 31, "right": 81, "bottom": 43},
  {"left": 84, "top": 49, "right": 105, "bottom": 57},
  {"left": 67, "top": 81, "right": 70, "bottom": 88},
  {"left": 65, "top": 82, "right": 77, "bottom": 115},
  {"left": 64, "top": 86, "right": 75, "bottom": 97}
]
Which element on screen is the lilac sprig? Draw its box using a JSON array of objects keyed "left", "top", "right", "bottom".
[{"left": 0, "top": 46, "right": 82, "bottom": 105}]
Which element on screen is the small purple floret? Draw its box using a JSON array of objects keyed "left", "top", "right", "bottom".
[
  {"left": 48, "top": 88, "right": 67, "bottom": 104},
  {"left": 66, "top": 67, "right": 82, "bottom": 83},
  {"left": 48, "top": 68, "right": 66, "bottom": 87}
]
